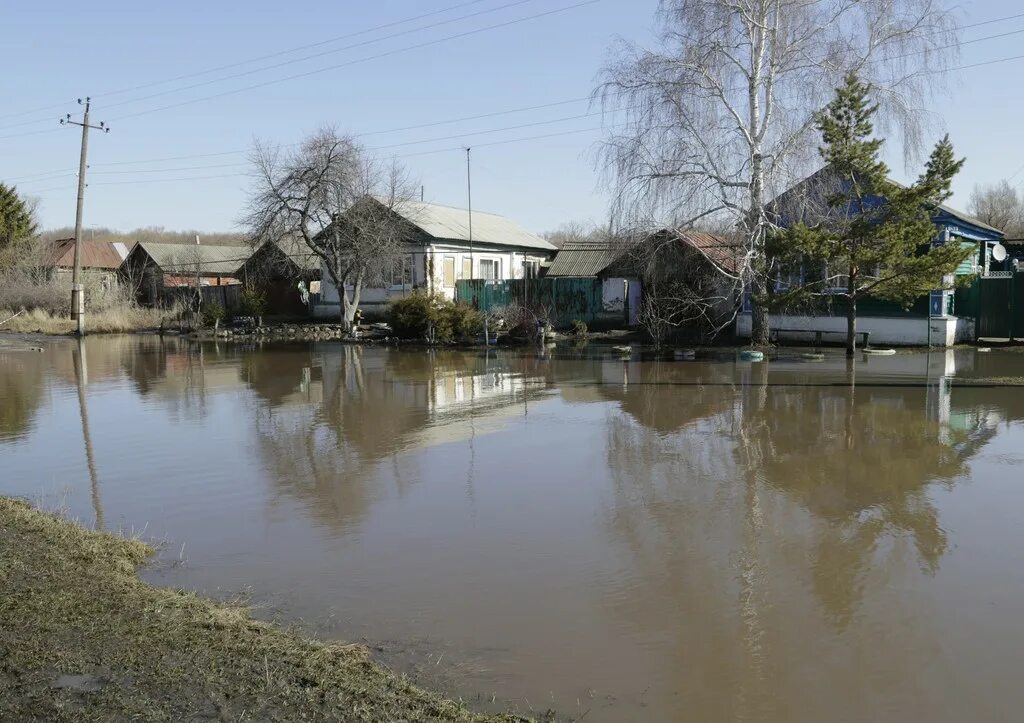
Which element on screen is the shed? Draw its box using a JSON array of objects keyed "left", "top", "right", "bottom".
[
  {"left": 238, "top": 237, "right": 321, "bottom": 317},
  {"left": 121, "top": 242, "right": 247, "bottom": 306},
  {"left": 545, "top": 239, "right": 629, "bottom": 278}
]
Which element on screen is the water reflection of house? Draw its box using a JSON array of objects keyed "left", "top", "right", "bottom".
[{"left": 316, "top": 347, "right": 550, "bottom": 454}]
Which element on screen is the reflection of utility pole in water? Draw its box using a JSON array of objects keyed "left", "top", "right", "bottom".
[
  {"left": 73, "top": 339, "right": 103, "bottom": 529},
  {"left": 924, "top": 350, "right": 953, "bottom": 444}
]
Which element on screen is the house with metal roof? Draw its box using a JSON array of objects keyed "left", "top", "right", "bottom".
[
  {"left": 120, "top": 241, "right": 248, "bottom": 305},
  {"left": 48, "top": 238, "right": 132, "bottom": 273},
  {"left": 739, "top": 167, "right": 1006, "bottom": 346},
  {"left": 314, "top": 198, "right": 557, "bottom": 318},
  {"left": 38, "top": 238, "right": 133, "bottom": 304}
]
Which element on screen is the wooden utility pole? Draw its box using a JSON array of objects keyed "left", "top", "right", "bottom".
[
  {"left": 60, "top": 98, "right": 109, "bottom": 336},
  {"left": 465, "top": 147, "right": 474, "bottom": 279}
]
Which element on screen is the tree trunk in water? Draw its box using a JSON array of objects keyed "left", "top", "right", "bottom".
[
  {"left": 340, "top": 276, "right": 363, "bottom": 331},
  {"left": 846, "top": 297, "right": 857, "bottom": 357},
  {"left": 750, "top": 275, "right": 770, "bottom": 347}
]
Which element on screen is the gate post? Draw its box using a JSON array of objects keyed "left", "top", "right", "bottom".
[{"left": 1011, "top": 272, "right": 1016, "bottom": 343}]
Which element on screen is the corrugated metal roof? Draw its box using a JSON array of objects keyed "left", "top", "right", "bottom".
[
  {"left": 275, "top": 236, "right": 320, "bottom": 271},
  {"left": 774, "top": 167, "right": 1004, "bottom": 237},
  {"left": 394, "top": 199, "right": 556, "bottom": 251},
  {"left": 546, "top": 240, "right": 626, "bottom": 277},
  {"left": 133, "top": 242, "right": 251, "bottom": 275},
  {"left": 675, "top": 231, "right": 741, "bottom": 275},
  {"left": 49, "top": 239, "right": 129, "bottom": 270}
]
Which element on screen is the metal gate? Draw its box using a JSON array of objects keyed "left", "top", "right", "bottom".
[{"left": 977, "top": 272, "right": 1019, "bottom": 340}]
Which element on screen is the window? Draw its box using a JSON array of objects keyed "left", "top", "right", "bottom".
[
  {"left": 462, "top": 257, "right": 472, "bottom": 280},
  {"left": 390, "top": 255, "right": 412, "bottom": 286},
  {"left": 443, "top": 256, "right": 456, "bottom": 287},
  {"left": 523, "top": 259, "right": 540, "bottom": 279},
  {"left": 480, "top": 258, "right": 499, "bottom": 281}
]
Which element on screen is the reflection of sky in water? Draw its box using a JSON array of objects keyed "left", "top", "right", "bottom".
[{"left": 1, "top": 338, "right": 1023, "bottom": 723}]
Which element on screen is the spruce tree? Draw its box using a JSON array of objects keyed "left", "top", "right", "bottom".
[
  {"left": 776, "top": 73, "right": 969, "bottom": 355},
  {"left": 0, "top": 183, "right": 39, "bottom": 269}
]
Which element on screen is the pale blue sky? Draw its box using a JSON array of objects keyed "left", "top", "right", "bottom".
[{"left": 2, "top": 0, "right": 1022, "bottom": 236}]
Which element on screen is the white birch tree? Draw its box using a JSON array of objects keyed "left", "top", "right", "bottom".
[{"left": 597, "top": 0, "right": 959, "bottom": 345}]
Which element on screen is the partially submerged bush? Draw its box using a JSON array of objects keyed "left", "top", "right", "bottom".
[
  {"left": 388, "top": 291, "right": 483, "bottom": 342},
  {"left": 201, "top": 301, "right": 225, "bottom": 328},
  {"left": 492, "top": 302, "right": 552, "bottom": 339},
  {"left": 239, "top": 286, "right": 267, "bottom": 319},
  {"left": 570, "top": 319, "right": 589, "bottom": 339},
  {"left": 441, "top": 299, "right": 483, "bottom": 341}
]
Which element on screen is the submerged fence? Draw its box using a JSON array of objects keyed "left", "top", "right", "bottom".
[{"left": 455, "top": 278, "right": 625, "bottom": 328}]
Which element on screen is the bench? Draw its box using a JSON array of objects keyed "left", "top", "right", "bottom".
[{"left": 769, "top": 328, "right": 871, "bottom": 350}]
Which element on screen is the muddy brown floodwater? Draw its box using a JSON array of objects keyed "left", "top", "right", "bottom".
[{"left": 2, "top": 335, "right": 1024, "bottom": 722}]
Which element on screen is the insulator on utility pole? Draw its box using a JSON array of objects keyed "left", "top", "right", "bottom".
[{"left": 60, "top": 97, "right": 110, "bottom": 337}]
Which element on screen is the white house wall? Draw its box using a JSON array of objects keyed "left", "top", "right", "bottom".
[
  {"left": 314, "top": 243, "right": 550, "bottom": 318},
  {"left": 735, "top": 312, "right": 970, "bottom": 347},
  {"left": 601, "top": 278, "right": 627, "bottom": 312}
]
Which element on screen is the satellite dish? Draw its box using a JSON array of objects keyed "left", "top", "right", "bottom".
[{"left": 992, "top": 243, "right": 1008, "bottom": 262}]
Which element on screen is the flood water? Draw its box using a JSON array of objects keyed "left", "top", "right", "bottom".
[{"left": 2, "top": 335, "right": 1024, "bottom": 722}]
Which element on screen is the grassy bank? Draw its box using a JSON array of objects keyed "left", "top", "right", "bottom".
[
  {"left": 0, "top": 307, "right": 174, "bottom": 335},
  {"left": 0, "top": 497, "right": 526, "bottom": 722}
]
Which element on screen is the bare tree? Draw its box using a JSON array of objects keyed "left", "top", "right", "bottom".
[
  {"left": 631, "top": 231, "right": 744, "bottom": 344},
  {"left": 597, "top": 0, "right": 959, "bottom": 345},
  {"left": 969, "top": 180, "right": 1024, "bottom": 237},
  {"left": 243, "top": 126, "right": 417, "bottom": 328},
  {"left": 542, "top": 220, "right": 602, "bottom": 248}
]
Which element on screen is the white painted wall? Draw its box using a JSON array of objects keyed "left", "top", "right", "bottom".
[
  {"left": 735, "top": 312, "right": 965, "bottom": 346},
  {"left": 314, "top": 243, "right": 550, "bottom": 318},
  {"left": 601, "top": 278, "right": 627, "bottom": 312}
]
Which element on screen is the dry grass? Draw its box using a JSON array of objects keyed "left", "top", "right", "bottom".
[
  {"left": 0, "top": 497, "right": 528, "bottom": 722},
  {"left": 0, "top": 306, "right": 174, "bottom": 335}
]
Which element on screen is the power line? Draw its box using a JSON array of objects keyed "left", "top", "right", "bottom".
[
  {"left": 94, "top": 0, "right": 496, "bottom": 99},
  {"left": 0, "top": 0, "right": 497, "bottom": 123},
  {"left": 24, "top": 123, "right": 620, "bottom": 196},
  {"left": 4, "top": 5, "right": 1023, "bottom": 136},
  {"left": 91, "top": 94, "right": 600, "bottom": 168},
  {"left": 9, "top": 98, "right": 610, "bottom": 183},
  {"left": 0, "top": 0, "right": 539, "bottom": 134},
  {"left": 105, "top": 2, "right": 601, "bottom": 122},
  {"left": 97, "top": 0, "right": 539, "bottom": 114}
]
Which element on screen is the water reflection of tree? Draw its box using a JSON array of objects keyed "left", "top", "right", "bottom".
[
  {"left": 601, "top": 373, "right": 984, "bottom": 716},
  {"left": 0, "top": 352, "right": 44, "bottom": 442},
  {"left": 240, "top": 346, "right": 316, "bottom": 407},
  {"left": 251, "top": 346, "right": 553, "bottom": 532},
  {"left": 598, "top": 360, "right": 738, "bottom": 433}
]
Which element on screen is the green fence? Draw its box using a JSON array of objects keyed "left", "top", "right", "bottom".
[
  {"left": 455, "top": 278, "right": 622, "bottom": 327},
  {"left": 977, "top": 272, "right": 1023, "bottom": 340}
]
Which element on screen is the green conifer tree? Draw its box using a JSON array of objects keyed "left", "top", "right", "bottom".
[
  {"left": 775, "top": 73, "right": 969, "bottom": 355},
  {"left": 0, "top": 183, "right": 39, "bottom": 269}
]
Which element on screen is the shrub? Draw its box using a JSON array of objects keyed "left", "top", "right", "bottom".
[
  {"left": 492, "top": 302, "right": 551, "bottom": 339},
  {"left": 570, "top": 319, "right": 588, "bottom": 339},
  {"left": 240, "top": 286, "right": 267, "bottom": 319},
  {"left": 387, "top": 291, "right": 483, "bottom": 342},
  {"left": 201, "top": 301, "right": 225, "bottom": 328},
  {"left": 388, "top": 292, "right": 436, "bottom": 340},
  {"left": 441, "top": 301, "right": 483, "bottom": 341}
]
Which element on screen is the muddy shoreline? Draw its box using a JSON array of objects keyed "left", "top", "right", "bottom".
[{"left": 0, "top": 497, "right": 530, "bottom": 722}]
